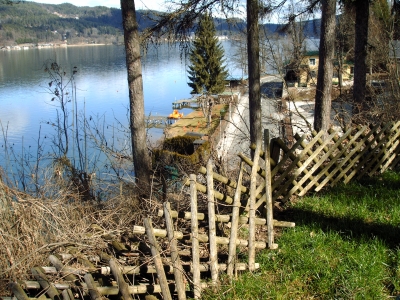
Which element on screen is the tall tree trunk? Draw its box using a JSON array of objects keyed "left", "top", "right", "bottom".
[
  {"left": 247, "top": 0, "right": 262, "bottom": 153},
  {"left": 314, "top": 0, "right": 337, "bottom": 133},
  {"left": 120, "top": 0, "right": 151, "bottom": 188},
  {"left": 353, "top": 0, "right": 370, "bottom": 119}
]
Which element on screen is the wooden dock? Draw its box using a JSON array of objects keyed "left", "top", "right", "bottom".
[
  {"left": 172, "top": 98, "right": 199, "bottom": 109},
  {"left": 146, "top": 116, "right": 181, "bottom": 128}
]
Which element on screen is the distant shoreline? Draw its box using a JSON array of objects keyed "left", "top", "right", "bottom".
[{"left": 1, "top": 42, "right": 118, "bottom": 51}]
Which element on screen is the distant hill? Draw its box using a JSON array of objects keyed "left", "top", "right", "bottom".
[{"left": 0, "top": 1, "right": 320, "bottom": 46}]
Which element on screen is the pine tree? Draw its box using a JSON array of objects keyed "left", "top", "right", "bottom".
[{"left": 187, "top": 13, "right": 228, "bottom": 95}]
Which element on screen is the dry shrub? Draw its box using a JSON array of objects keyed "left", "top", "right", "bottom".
[{"left": 0, "top": 177, "right": 154, "bottom": 295}]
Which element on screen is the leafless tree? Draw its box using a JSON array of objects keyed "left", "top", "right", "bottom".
[
  {"left": 314, "top": 0, "right": 336, "bottom": 132},
  {"left": 120, "top": 0, "right": 152, "bottom": 188},
  {"left": 352, "top": 0, "right": 370, "bottom": 119}
]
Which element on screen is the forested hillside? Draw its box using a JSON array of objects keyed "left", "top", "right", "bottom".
[
  {"left": 0, "top": 1, "right": 320, "bottom": 46},
  {"left": 0, "top": 1, "right": 159, "bottom": 45}
]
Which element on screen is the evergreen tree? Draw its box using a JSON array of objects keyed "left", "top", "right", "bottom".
[{"left": 187, "top": 13, "right": 228, "bottom": 95}]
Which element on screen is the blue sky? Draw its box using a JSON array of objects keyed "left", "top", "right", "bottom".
[{"left": 27, "top": 0, "right": 168, "bottom": 11}]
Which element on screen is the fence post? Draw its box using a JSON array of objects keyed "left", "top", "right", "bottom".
[
  {"left": 84, "top": 273, "right": 103, "bottom": 300},
  {"left": 206, "top": 159, "right": 219, "bottom": 286},
  {"left": 264, "top": 129, "right": 278, "bottom": 249},
  {"left": 109, "top": 258, "right": 133, "bottom": 300},
  {"left": 144, "top": 218, "right": 172, "bottom": 300},
  {"left": 190, "top": 174, "right": 201, "bottom": 299},
  {"left": 164, "top": 202, "right": 187, "bottom": 300},
  {"left": 227, "top": 161, "right": 245, "bottom": 278},
  {"left": 248, "top": 143, "right": 261, "bottom": 271}
]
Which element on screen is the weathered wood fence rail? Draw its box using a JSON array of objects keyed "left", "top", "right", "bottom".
[
  {"left": 7, "top": 122, "right": 400, "bottom": 299},
  {"left": 239, "top": 122, "right": 400, "bottom": 203},
  {"left": 7, "top": 151, "right": 293, "bottom": 299}
]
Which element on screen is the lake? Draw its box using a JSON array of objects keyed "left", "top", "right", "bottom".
[{"left": 0, "top": 41, "right": 243, "bottom": 181}]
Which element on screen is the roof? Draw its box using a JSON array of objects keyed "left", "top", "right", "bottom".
[
  {"left": 390, "top": 40, "right": 400, "bottom": 59},
  {"left": 225, "top": 75, "right": 245, "bottom": 81},
  {"left": 304, "top": 50, "right": 319, "bottom": 57}
]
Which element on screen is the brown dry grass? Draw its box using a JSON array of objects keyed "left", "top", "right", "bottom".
[
  {"left": 284, "top": 85, "right": 351, "bottom": 102},
  {"left": 0, "top": 178, "right": 159, "bottom": 296}
]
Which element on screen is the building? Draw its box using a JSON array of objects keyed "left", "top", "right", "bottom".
[{"left": 284, "top": 51, "right": 354, "bottom": 87}]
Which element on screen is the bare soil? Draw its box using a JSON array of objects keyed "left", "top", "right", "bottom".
[{"left": 164, "top": 104, "right": 227, "bottom": 138}]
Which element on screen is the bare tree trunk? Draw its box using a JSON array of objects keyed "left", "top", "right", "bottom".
[
  {"left": 120, "top": 0, "right": 151, "bottom": 187},
  {"left": 353, "top": 0, "right": 370, "bottom": 119},
  {"left": 247, "top": 0, "right": 262, "bottom": 153},
  {"left": 314, "top": 0, "right": 336, "bottom": 133}
]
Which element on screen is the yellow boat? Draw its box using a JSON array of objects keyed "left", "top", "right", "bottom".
[{"left": 168, "top": 109, "right": 184, "bottom": 119}]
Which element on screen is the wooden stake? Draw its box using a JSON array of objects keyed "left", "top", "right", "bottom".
[
  {"left": 48, "top": 255, "right": 78, "bottom": 282},
  {"left": 84, "top": 273, "right": 103, "bottom": 300},
  {"left": 248, "top": 143, "right": 261, "bottom": 271},
  {"left": 227, "top": 161, "right": 245, "bottom": 278},
  {"left": 144, "top": 218, "right": 173, "bottom": 300},
  {"left": 109, "top": 258, "right": 133, "bottom": 300},
  {"left": 8, "top": 282, "right": 29, "bottom": 300},
  {"left": 31, "top": 267, "right": 61, "bottom": 300},
  {"left": 264, "top": 129, "right": 278, "bottom": 249},
  {"left": 206, "top": 159, "right": 219, "bottom": 285},
  {"left": 164, "top": 202, "right": 187, "bottom": 300},
  {"left": 189, "top": 174, "right": 201, "bottom": 299}
]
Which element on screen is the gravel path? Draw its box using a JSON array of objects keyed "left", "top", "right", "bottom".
[{"left": 217, "top": 75, "right": 283, "bottom": 170}]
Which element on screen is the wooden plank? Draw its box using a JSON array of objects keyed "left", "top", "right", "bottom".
[
  {"left": 368, "top": 122, "right": 400, "bottom": 174},
  {"left": 296, "top": 128, "right": 355, "bottom": 196},
  {"left": 101, "top": 262, "right": 256, "bottom": 275},
  {"left": 368, "top": 138, "right": 399, "bottom": 175},
  {"left": 189, "top": 174, "right": 201, "bottom": 299},
  {"left": 314, "top": 126, "right": 368, "bottom": 191},
  {"left": 157, "top": 209, "right": 293, "bottom": 227},
  {"left": 273, "top": 131, "right": 325, "bottom": 202},
  {"left": 109, "top": 258, "right": 133, "bottom": 300},
  {"left": 144, "top": 218, "right": 173, "bottom": 300},
  {"left": 183, "top": 178, "right": 233, "bottom": 204},
  {"left": 197, "top": 166, "right": 254, "bottom": 197},
  {"left": 380, "top": 130, "right": 400, "bottom": 171},
  {"left": 348, "top": 123, "right": 392, "bottom": 182},
  {"left": 275, "top": 137, "right": 320, "bottom": 188},
  {"left": 239, "top": 134, "right": 307, "bottom": 201},
  {"left": 309, "top": 129, "right": 348, "bottom": 179},
  {"left": 48, "top": 255, "right": 77, "bottom": 283},
  {"left": 329, "top": 125, "right": 378, "bottom": 186},
  {"left": 280, "top": 131, "right": 334, "bottom": 202},
  {"left": 206, "top": 159, "right": 219, "bottom": 285},
  {"left": 249, "top": 144, "right": 277, "bottom": 167},
  {"left": 389, "top": 123, "right": 400, "bottom": 167},
  {"left": 96, "top": 282, "right": 205, "bottom": 295},
  {"left": 164, "top": 202, "right": 186, "bottom": 300},
  {"left": 227, "top": 161, "right": 245, "bottom": 277},
  {"left": 132, "top": 225, "right": 184, "bottom": 239},
  {"left": 356, "top": 123, "right": 394, "bottom": 178}
]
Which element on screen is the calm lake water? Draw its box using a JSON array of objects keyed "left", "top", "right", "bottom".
[{"left": 0, "top": 41, "right": 242, "bottom": 179}]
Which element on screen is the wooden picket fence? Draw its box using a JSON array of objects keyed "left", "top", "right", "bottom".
[
  {"left": 7, "top": 155, "right": 294, "bottom": 300},
  {"left": 7, "top": 122, "right": 400, "bottom": 300},
  {"left": 239, "top": 122, "right": 400, "bottom": 203}
]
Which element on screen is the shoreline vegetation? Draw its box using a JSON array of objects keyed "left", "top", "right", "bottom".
[
  {"left": 0, "top": 35, "right": 231, "bottom": 51},
  {"left": 0, "top": 41, "right": 112, "bottom": 50}
]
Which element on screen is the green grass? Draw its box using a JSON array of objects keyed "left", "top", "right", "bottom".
[{"left": 203, "top": 171, "right": 400, "bottom": 299}]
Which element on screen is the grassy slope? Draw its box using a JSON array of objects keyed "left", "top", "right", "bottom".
[{"left": 203, "top": 171, "right": 400, "bottom": 299}]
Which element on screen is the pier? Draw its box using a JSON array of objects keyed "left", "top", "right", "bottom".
[
  {"left": 172, "top": 98, "right": 199, "bottom": 109},
  {"left": 146, "top": 116, "right": 182, "bottom": 128}
]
